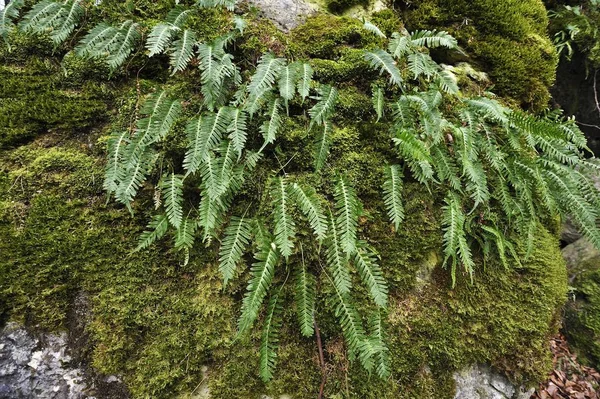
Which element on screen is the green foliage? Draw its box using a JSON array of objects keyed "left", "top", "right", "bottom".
[
  {"left": 259, "top": 292, "right": 283, "bottom": 382},
  {"left": 0, "top": 0, "right": 24, "bottom": 48},
  {"left": 294, "top": 260, "right": 316, "bottom": 337},
  {"left": 18, "top": 0, "right": 84, "bottom": 46},
  {"left": 218, "top": 215, "right": 253, "bottom": 285},
  {"left": 382, "top": 164, "right": 404, "bottom": 230}
]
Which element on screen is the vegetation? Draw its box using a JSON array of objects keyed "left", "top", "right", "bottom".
[{"left": 0, "top": 0, "right": 598, "bottom": 397}]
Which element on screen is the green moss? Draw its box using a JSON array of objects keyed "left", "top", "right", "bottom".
[
  {"left": 326, "top": 0, "right": 368, "bottom": 13},
  {"left": 400, "top": 0, "right": 558, "bottom": 111}
]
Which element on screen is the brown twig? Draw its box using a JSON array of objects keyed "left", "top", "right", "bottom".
[
  {"left": 314, "top": 317, "right": 327, "bottom": 399},
  {"left": 594, "top": 69, "right": 600, "bottom": 118}
]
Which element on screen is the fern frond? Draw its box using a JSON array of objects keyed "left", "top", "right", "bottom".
[
  {"left": 435, "top": 69, "right": 459, "bottom": 94},
  {"left": 197, "top": 188, "right": 227, "bottom": 242},
  {"left": 290, "top": 182, "right": 328, "bottom": 241},
  {"left": 388, "top": 31, "right": 411, "bottom": 59},
  {"left": 297, "top": 63, "right": 314, "bottom": 102},
  {"left": 159, "top": 173, "right": 185, "bottom": 229},
  {"left": 363, "top": 19, "right": 386, "bottom": 38},
  {"left": 19, "top": 0, "right": 84, "bottom": 45},
  {"left": 309, "top": 85, "right": 338, "bottom": 127},
  {"left": 354, "top": 242, "right": 388, "bottom": 308},
  {"left": 0, "top": 0, "right": 24, "bottom": 46},
  {"left": 279, "top": 62, "right": 300, "bottom": 111},
  {"left": 183, "top": 107, "right": 231, "bottom": 176},
  {"left": 326, "top": 209, "right": 352, "bottom": 295},
  {"left": 219, "top": 215, "right": 253, "bottom": 285},
  {"left": 135, "top": 214, "right": 169, "bottom": 251},
  {"left": 247, "top": 52, "right": 284, "bottom": 99},
  {"left": 166, "top": 5, "right": 192, "bottom": 28},
  {"left": 107, "top": 20, "right": 141, "bottom": 72},
  {"left": 115, "top": 149, "right": 155, "bottom": 208},
  {"left": 228, "top": 108, "right": 248, "bottom": 159},
  {"left": 373, "top": 87, "right": 385, "bottom": 122},
  {"left": 214, "top": 140, "right": 237, "bottom": 197},
  {"left": 169, "top": 29, "right": 197, "bottom": 74},
  {"left": 407, "top": 52, "right": 437, "bottom": 79},
  {"left": 295, "top": 262, "right": 316, "bottom": 337},
  {"left": 260, "top": 98, "right": 282, "bottom": 146},
  {"left": 146, "top": 23, "right": 174, "bottom": 57},
  {"left": 313, "top": 121, "right": 332, "bottom": 171},
  {"left": 272, "top": 177, "right": 296, "bottom": 259},
  {"left": 334, "top": 176, "right": 360, "bottom": 256},
  {"left": 197, "top": 0, "right": 236, "bottom": 11},
  {"left": 174, "top": 216, "right": 197, "bottom": 251},
  {"left": 382, "top": 165, "right": 404, "bottom": 230},
  {"left": 104, "top": 130, "right": 130, "bottom": 195},
  {"left": 238, "top": 239, "right": 279, "bottom": 335},
  {"left": 259, "top": 292, "right": 283, "bottom": 382},
  {"left": 442, "top": 192, "right": 474, "bottom": 286},
  {"left": 365, "top": 49, "right": 403, "bottom": 86},
  {"left": 410, "top": 29, "right": 457, "bottom": 49},
  {"left": 368, "top": 310, "right": 391, "bottom": 378},
  {"left": 330, "top": 286, "right": 369, "bottom": 364}
]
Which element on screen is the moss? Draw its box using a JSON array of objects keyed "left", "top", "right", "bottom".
[
  {"left": 400, "top": 0, "right": 558, "bottom": 111},
  {"left": 326, "top": 0, "right": 368, "bottom": 13}
]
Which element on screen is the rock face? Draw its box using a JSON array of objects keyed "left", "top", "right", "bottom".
[
  {"left": 244, "top": 0, "right": 317, "bottom": 31},
  {"left": 0, "top": 323, "right": 88, "bottom": 399},
  {"left": 453, "top": 365, "right": 534, "bottom": 399}
]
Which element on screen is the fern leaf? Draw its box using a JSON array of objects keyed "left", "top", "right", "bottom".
[
  {"left": 0, "top": 0, "right": 24, "bottom": 46},
  {"left": 330, "top": 286, "right": 369, "bottom": 364},
  {"left": 19, "top": 0, "right": 84, "bottom": 45},
  {"left": 279, "top": 62, "right": 300, "bottom": 111},
  {"left": 410, "top": 29, "right": 457, "bottom": 49},
  {"left": 245, "top": 86, "right": 273, "bottom": 117},
  {"left": 166, "top": 5, "right": 192, "bottom": 28},
  {"left": 435, "top": 69, "right": 459, "bottom": 94},
  {"left": 382, "top": 165, "right": 404, "bottom": 230},
  {"left": 247, "top": 52, "right": 284, "bottom": 99},
  {"left": 18, "top": 1, "right": 61, "bottom": 32},
  {"left": 354, "top": 242, "right": 388, "bottom": 308},
  {"left": 290, "top": 182, "right": 328, "bottom": 241},
  {"left": 174, "top": 216, "right": 197, "bottom": 251},
  {"left": 368, "top": 310, "right": 391, "bottom": 378},
  {"left": 259, "top": 292, "right": 283, "bottom": 382},
  {"left": 442, "top": 192, "right": 474, "bottom": 286},
  {"left": 313, "top": 121, "right": 332, "bottom": 171},
  {"left": 272, "top": 177, "right": 296, "bottom": 259},
  {"left": 115, "top": 149, "right": 155, "bottom": 209},
  {"left": 159, "top": 173, "right": 185, "bottom": 229},
  {"left": 146, "top": 23, "right": 174, "bottom": 57},
  {"left": 363, "top": 19, "right": 386, "bottom": 38},
  {"left": 373, "top": 87, "right": 385, "bottom": 122},
  {"left": 135, "top": 214, "right": 169, "bottom": 252},
  {"left": 365, "top": 49, "right": 403, "bottom": 86},
  {"left": 297, "top": 63, "right": 314, "bottom": 102},
  {"left": 228, "top": 108, "right": 248, "bottom": 158},
  {"left": 197, "top": 188, "right": 227, "bottom": 242},
  {"left": 295, "top": 262, "right": 316, "bottom": 337},
  {"left": 169, "top": 29, "right": 197, "bottom": 74},
  {"left": 309, "top": 85, "right": 338, "bottom": 127},
  {"left": 184, "top": 107, "right": 231, "bottom": 175},
  {"left": 155, "top": 98, "right": 182, "bottom": 140},
  {"left": 260, "top": 98, "right": 282, "bottom": 146},
  {"left": 334, "top": 176, "right": 360, "bottom": 256},
  {"left": 219, "top": 215, "right": 253, "bottom": 285},
  {"left": 107, "top": 21, "right": 141, "bottom": 72},
  {"left": 197, "top": 0, "right": 236, "bottom": 11},
  {"left": 104, "top": 130, "right": 130, "bottom": 195},
  {"left": 326, "top": 209, "right": 352, "bottom": 295},
  {"left": 238, "top": 239, "right": 279, "bottom": 335},
  {"left": 183, "top": 117, "right": 203, "bottom": 175},
  {"left": 388, "top": 31, "right": 411, "bottom": 59},
  {"left": 214, "top": 140, "right": 237, "bottom": 197},
  {"left": 407, "top": 52, "right": 437, "bottom": 79}
]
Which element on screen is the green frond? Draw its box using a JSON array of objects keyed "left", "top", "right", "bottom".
[
  {"left": 19, "top": 0, "right": 84, "bottom": 45},
  {"left": 159, "top": 173, "right": 185, "bottom": 229},
  {"left": 0, "top": 0, "right": 24, "bottom": 46},
  {"left": 393, "top": 129, "right": 433, "bottom": 183},
  {"left": 330, "top": 286, "right": 370, "bottom": 365},
  {"left": 363, "top": 19, "right": 386, "bottom": 38},
  {"left": 467, "top": 97, "right": 509, "bottom": 125},
  {"left": 135, "top": 214, "right": 169, "bottom": 252},
  {"left": 247, "top": 52, "right": 284, "bottom": 100},
  {"left": 392, "top": 97, "right": 416, "bottom": 128},
  {"left": 169, "top": 29, "right": 197, "bottom": 75},
  {"left": 146, "top": 23, "right": 175, "bottom": 57},
  {"left": 290, "top": 182, "right": 328, "bottom": 241},
  {"left": 326, "top": 209, "right": 352, "bottom": 295},
  {"left": 238, "top": 239, "right": 279, "bottom": 335},
  {"left": 382, "top": 165, "right": 404, "bottom": 230},
  {"left": 373, "top": 87, "right": 385, "bottom": 122},
  {"left": 197, "top": 188, "right": 228, "bottom": 242},
  {"left": 354, "top": 242, "right": 388, "bottom": 308},
  {"left": 115, "top": 149, "right": 155, "bottom": 209},
  {"left": 197, "top": 0, "right": 236, "bottom": 11},
  {"left": 313, "top": 121, "right": 332, "bottom": 171},
  {"left": 259, "top": 292, "right": 283, "bottom": 382},
  {"left": 260, "top": 98, "right": 282, "bottom": 147},
  {"left": 368, "top": 310, "right": 391, "bottom": 379},
  {"left": 334, "top": 176, "right": 360, "bottom": 256},
  {"left": 278, "top": 62, "right": 300, "bottom": 111},
  {"left": 104, "top": 130, "right": 130, "bottom": 195},
  {"left": 364, "top": 49, "right": 403, "bottom": 87},
  {"left": 219, "top": 215, "right": 253, "bottom": 285},
  {"left": 297, "top": 63, "right": 314, "bottom": 102},
  {"left": 271, "top": 177, "right": 296, "bottom": 259},
  {"left": 244, "top": 86, "right": 273, "bottom": 117},
  {"left": 165, "top": 5, "right": 192, "bottom": 28},
  {"left": 199, "top": 151, "right": 222, "bottom": 200},
  {"left": 407, "top": 52, "right": 437, "bottom": 79},
  {"left": 174, "top": 216, "right": 197, "bottom": 251},
  {"left": 410, "top": 29, "right": 457, "bottom": 49},
  {"left": 442, "top": 192, "right": 474, "bottom": 286},
  {"left": 435, "top": 69, "right": 459, "bottom": 94},
  {"left": 214, "top": 140, "right": 237, "bottom": 198},
  {"left": 309, "top": 85, "right": 338, "bottom": 127},
  {"left": 294, "top": 262, "right": 316, "bottom": 337},
  {"left": 107, "top": 20, "right": 141, "bottom": 72},
  {"left": 431, "top": 146, "right": 461, "bottom": 191},
  {"left": 227, "top": 108, "right": 248, "bottom": 159},
  {"left": 388, "top": 31, "right": 411, "bottom": 59}
]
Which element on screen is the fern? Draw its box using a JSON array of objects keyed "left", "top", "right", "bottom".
[
  {"left": 247, "top": 52, "right": 284, "bottom": 100},
  {"left": 410, "top": 29, "right": 457, "bottom": 49},
  {"left": 363, "top": 19, "right": 386, "bottom": 38},
  {"left": 260, "top": 98, "right": 282, "bottom": 147},
  {"left": 0, "top": 0, "right": 24, "bottom": 47},
  {"left": 279, "top": 62, "right": 300, "bottom": 112},
  {"left": 354, "top": 242, "right": 388, "bottom": 308},
  {"left": 271, "top": 177, "right": 296, "bottom": 259},
  {"left": 115, "top": 149, "right": 155, "bottom": 209},
  {"left": 166, "top": 5, "right": 192, "bottom": 28},
  {"left": 227, "top": 108, "right": 248, "bottom": 158},
  {"left": 442, "top": 192, "right": 474, "bottom": 286},
  {"left": 238, "top": 239, "right": 279, "bottom": 335},
  {"left": 368, "top": 311, "right": 391, "bottom": 378},
  {"left": 160, "top": 173, "right": 185, "bottom": 229},
  {"left": 135, "top": 214, "right": 169, "bottom": 252},
  {"left": 326, "top": 209, "right": 352, "bottom": 295},
  {"left": 169, "top": 29, "right": 197, "bottom": 74},
  {"left": 313, "top": 120, "right": 332, "bottom": 171},
  {"left": 295, "top": 261, "right": 316, "bottom": 337},
  {"left": 19, "top": 0, "right": 84, "bottom": 45},
  {"left": 104, "top": 130, "right": 130, "bottom": 195},
  {"left": 259, "top": 292, "right": 283, "bottom": 382},
  {"left": 219, "top": 215, "right": 253, "bottom": 285},
  {"left": 290, "top": 182, "right": 328, "bottom": 241},
  {"left": 146, "top": 24, "right": 175, "bottom": 57},
  {"left": 175, "top": 216, "right": 198, "bottom": 251},
  {"left": 382, "top": 165, "right": 404, "bottom": 231},
  {"left": 309, "top": 85, "right": 338, "bottom": 127},
  {"left": 365, "top": 49, "right": 403, "bottom": 87},
  {"left": 373, "top": 87, "right": 385, "bottom": 122},
  {"left": 197, "top": 0, "right": 236, "bottom": 11},
  {"left": 333, "top": 176, "right": 360, "bottom": 256},
  {"left": 297, "top": 63, "right": 314, "bottom": 102}
]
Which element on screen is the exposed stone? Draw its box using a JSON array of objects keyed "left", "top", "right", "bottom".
[
  {"left": 244, "top": 0, "right": 318, "bottom": 31},
  {"left": 562, "top": 238, "right": 600, "bottom": 283},
  {"left": 453, "top": 364, "right": 534, "bottom": 399}
]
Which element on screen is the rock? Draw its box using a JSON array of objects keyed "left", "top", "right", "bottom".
[
  {"left": 562, "top": 238, "right": 600, "bottom": 283},
  {"left": 453, "top": 364, "right": 534, "bottom": 399},
  {"left": 244, "top": 0, "right": 317, "bottom": 31}
]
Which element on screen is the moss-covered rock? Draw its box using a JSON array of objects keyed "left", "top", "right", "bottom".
[{"left": 398, "top": 0, "right": 558, "bottom": 111}]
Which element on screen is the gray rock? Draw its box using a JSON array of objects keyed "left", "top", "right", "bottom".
[
  {"left": 562, "top": 237, "right": 600, "bottom": 283},
  {"left": 453, "top": 364, "right": 534, "bottom": 399},
  {"left": 244, "top": 0, "right": 317, "bottom": 31}
]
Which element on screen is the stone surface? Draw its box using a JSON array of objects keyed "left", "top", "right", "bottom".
[
  {"left": 244, "top": 0, "right": 317, "bottom": 31},
  {"left": 453, "top": 364, "right": 534, "bottom": 399},
  {"left": 562, "top": 238, "right": 600, "bottom": 282}
]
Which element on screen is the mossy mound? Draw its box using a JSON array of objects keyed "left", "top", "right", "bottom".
[
  {"left": 0, "top": 3, "right": 569, "bottom": 399},
  {"left": 398, "top": 0, "right": 558, "bottom": 111}
]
